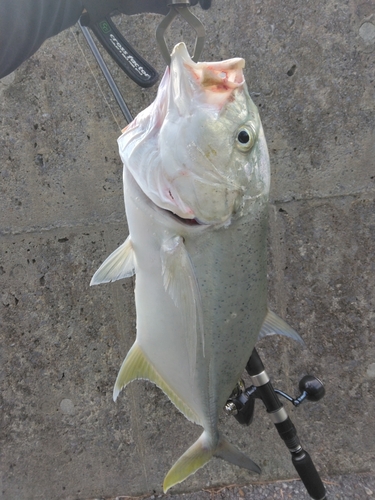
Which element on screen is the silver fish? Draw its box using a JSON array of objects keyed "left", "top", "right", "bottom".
[{"left": 91, "top": 43, "right": 301, "bottom": 492}]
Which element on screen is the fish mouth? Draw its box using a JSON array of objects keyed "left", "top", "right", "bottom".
[
  {"left": 146, "top": 186, "right": 232, "bottom": 228},
  {"left": 166, "top": 210, "right": 204, "bottom": 226},
  {"left": 164, "top": 208, "right": 233, "bottom": 228}
]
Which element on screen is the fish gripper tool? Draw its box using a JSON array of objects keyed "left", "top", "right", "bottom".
[
  {"left": 80, "top": 9, "right": 159, "bottom": 88},
  {"left": 225, "top": 349, "right": 327, "bottom": 500},
  {"left": 156, "top": 0, "right": 206, "bottom": 65}
]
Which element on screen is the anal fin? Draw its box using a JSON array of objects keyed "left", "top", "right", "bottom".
[{"left": 113, "top": 343, "right": 200, "bottom": 425}]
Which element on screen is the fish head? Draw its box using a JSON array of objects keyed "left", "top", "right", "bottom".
[{"left": 119, "top": 43, "right": 270, "bottom": 225}]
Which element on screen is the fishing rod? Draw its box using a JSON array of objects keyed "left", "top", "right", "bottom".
[
  {"left": 225, "top": 348, "right": 327, "bottom": 500},
  {"left": 79, "top": 3, "right": 327, "bottom": 499},
  {"left": 78, "top": 19, "right": 134, "bottom": 124}
]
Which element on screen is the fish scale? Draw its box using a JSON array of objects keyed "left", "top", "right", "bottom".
[{"left": 91, "top": 42, "right": 302, "bottom": 493}]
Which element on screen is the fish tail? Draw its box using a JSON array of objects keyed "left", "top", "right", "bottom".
[
  {"left": 163, "top": 431, "right": 260, "bottom": 493},
  {"left": 163, "top": 431, "right": 214, "bottom": 493},
  {"left": 215, "top": 434, "right": 261, "bottom": 474}
]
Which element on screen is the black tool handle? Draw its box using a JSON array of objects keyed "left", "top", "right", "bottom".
[{"left": 83, "top": 16, "right": 159, "bottom": 88}]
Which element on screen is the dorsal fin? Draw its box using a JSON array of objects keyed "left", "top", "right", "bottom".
[{"left": 258, "top": 309, "right": 304, "bottom": 344}]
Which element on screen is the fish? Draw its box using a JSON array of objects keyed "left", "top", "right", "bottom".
[{"left": 91, "top": 42, "right": 301, "bottom": 492}]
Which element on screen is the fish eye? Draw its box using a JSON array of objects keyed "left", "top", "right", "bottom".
[{"left": 235, "top": 125, "right": 256, "bottom": 152}]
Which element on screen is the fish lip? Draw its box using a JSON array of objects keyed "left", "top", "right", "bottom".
[
  {"left": 161, "top": 206, "right": 233, "bottom": 229},
  {"left": 166, "top": 210, "right": 207, "bottom": 226},
  {"left": 154, "top": 201, "right": 222, "bottom": 228}
]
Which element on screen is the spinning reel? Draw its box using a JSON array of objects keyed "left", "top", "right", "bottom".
[
  {"left": 225, "top": 349, "right": 327, "bottom": 500},
  {"left": 226, "top": 373, "right": 325, "bottom": 424}
]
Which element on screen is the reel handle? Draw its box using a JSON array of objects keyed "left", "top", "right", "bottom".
[{"left": 299, "top": 375, "right": 326, "bottom": 402}]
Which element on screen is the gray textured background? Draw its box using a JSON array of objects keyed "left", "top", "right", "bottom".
[{"left": 1, "top": 1, "right": 374, "bottom": 499}]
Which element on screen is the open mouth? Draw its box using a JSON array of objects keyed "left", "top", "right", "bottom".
[{"left": 167, "top": 210, "right": 202, "bottom": 226}]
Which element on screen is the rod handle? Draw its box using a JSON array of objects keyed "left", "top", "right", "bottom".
[{"left": 292, "top": 449, "right": 327, "bottom": 500}]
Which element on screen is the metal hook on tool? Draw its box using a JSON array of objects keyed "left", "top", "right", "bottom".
[{"left": 156, "top": 0, "right": 206, "bottom": 65}]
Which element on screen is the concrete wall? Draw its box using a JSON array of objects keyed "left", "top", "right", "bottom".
[{"left": 1, "top": 1, "right": 374, "bottom": 498}]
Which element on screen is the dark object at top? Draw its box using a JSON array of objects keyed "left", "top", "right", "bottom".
[
  {"left": 0, "top": 0, "right": 83, "bottom": 79},
  {"left": 81, "top": 14, "right": 159, "bottom": 88},
  {"left": 81, "top": 0, "right": 207, "bottom": 85},
  {"left": 199, "top": 0, "right": 212, "bottom": 9}
]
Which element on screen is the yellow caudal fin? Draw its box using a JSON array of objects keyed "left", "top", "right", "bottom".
[
  {"left": 163, "top": 431, "right": 214, "bottom": 493},
  {"left": 163, "top": 431, "right": 260, "bottom": 493},
  {"left": 113, "top": 343, "right": 200, "bottom": 424}
]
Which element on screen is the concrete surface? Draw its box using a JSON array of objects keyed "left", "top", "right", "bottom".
[
  {"left": 1, "top": 0, "right": 374, "bottom": 499},
  {"left": 100, "top": 472, "right": 375, "bottom": 500}
]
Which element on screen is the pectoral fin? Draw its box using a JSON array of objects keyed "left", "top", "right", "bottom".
[
  {"left": 258, "top": 309, "right": 304, "bottom": 344},
  {"left": 113, "top": 342, "right": 200, "bottom": 425},
  {"left": 90, "top": 236, "right": 136, "bottom": 285},
  {"left": 163, "top": 431, "right": 260, "bottom": 493},
  {"left": 161, "top": 236, "right": 204, "bottom": 368}
]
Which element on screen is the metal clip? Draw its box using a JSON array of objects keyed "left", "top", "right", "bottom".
[{"left": 156, "top": 0, "right": 206, "bottom": 65}]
